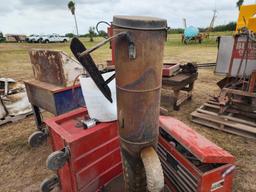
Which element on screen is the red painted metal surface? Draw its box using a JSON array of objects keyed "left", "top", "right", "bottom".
[
  {"left": 159, "top": 116, "right": 235, "bottom": 164},
  {"left": 233, "top": 37, "right": 256, "bottom": 60},
  {"left": 45, "top": 108, "right": 122, "bottom": 192},
  {"left": 45, "top": 108, "right": 235, "bottom": 192},
  {"left": 162, "top": 63, "right": 180, "bottom": 77},
  {"left": 158, "top": 116, "right": 235, "bottom": 192}
]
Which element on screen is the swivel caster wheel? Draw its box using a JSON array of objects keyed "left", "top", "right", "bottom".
[
  {"left": 28, "top": 131, "right": 47, "bottom": 147},
  {"left": 40, "top": 174, "right": 59, "bottom": 192},
  {"left": 46, "top": 147, "right": 70, "bottom": 171}
]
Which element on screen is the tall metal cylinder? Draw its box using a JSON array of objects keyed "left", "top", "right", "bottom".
[{"left": 113, "top": 16, "right": 167, "bottom": 191}]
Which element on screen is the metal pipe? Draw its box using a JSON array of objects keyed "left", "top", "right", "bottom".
[{"left": 113, "top": 16, "right": 167, "bottom": 191}]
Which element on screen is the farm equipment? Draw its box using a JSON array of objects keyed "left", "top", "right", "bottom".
[
  {"left": 182, "top": 26, "right": 203, "bottom": 44},
  {"left": 24, "top": 50, "right": 85, "bottom": 147},
  {"left": 70, "top": 15, "right": 167, "bottom": 192},
  {"left": 38, "top": 15, "right": 235, "bottom": 192},
  {"left": 191, "top": 4, "right": 256, "bottom": 139},
  {"left": 182, "top": 10, "right": 217, "bottom": 44}
]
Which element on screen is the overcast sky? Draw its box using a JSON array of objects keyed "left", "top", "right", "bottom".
[{"left": 0, "top": 0, "right": 255, "bottom": 35}]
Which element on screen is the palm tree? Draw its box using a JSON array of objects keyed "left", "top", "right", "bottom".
[
  {"left": 68, "top": 1, "right": 79, "bottom": 36},
  {"left": 236, "top": 0, "right": 244, "bottom": 10},
  {"left": 89, "top": 27, "right": 95, "bottom": 42}
]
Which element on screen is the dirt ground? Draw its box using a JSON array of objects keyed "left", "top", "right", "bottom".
[{"left": 0, "top": 35, "right": 255, "bottom": 192}]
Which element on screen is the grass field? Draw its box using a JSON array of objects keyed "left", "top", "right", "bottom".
[{"left": 0, "top": 32, "right": 255, "bottom": 192}]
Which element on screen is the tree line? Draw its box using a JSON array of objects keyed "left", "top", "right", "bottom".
[{"left": 167, "top": 22, "right": 237, "bottom": 34}]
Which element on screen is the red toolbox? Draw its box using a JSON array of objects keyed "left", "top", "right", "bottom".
[
  {"left": 43, "top": 108, "right": 122, "bottom": 192},
  {"left": 158, "top": 116, "right": 235, "bottom": 192},
  {"left": 42, "top": 107, "right": 235, "bottom": 192}
]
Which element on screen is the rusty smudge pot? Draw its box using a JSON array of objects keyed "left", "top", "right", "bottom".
[{"left": 112, "top": 16, "right": 167, "bottom": 192}]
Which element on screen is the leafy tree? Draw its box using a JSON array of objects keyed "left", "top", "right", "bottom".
[
  {"left": 68, "top": 1, "right": 79, "bottom": 36},
  {"left": 213, "top": 22, "right": 236, "bottom": 32},
  {"left": 0, "top": 32, "right": 4, "bottom": 42},
  {"left": 167, "top": 28, "right": 184, "bottom": 34},
  {"left": 65, "top": 33, "right": 75, "bottom": 38},
  {"left": 89, "top": 27, "right": 96, "bottom": 42}
]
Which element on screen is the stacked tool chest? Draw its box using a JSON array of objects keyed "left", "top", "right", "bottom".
[{"left": 158, "top": 116, "right": 235, "bottom": 192}]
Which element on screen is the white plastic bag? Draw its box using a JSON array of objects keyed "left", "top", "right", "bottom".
[{"left": 79, "top": 71, "right": 117, "bottom": 122}]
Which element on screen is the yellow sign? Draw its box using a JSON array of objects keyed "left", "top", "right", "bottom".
[{"left": 236, "top": 4, "right": 256, "bottom": 33}]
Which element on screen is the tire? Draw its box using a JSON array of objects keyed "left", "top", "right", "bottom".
[
  {"left": 63, "top": 39, "right": 67, "bottom": 43},
  {"left": 46, "top": 150, "right": 68, "bottom": 171},
  {"left": 28, "top": 131, "right": 46, "bottom": 147},
  {"left": 45, "top": 39, "right": 49, "bottom": 43},
  {"left": 141, "top": 147, "right": 164, "bottom": 192},
  {"left": 40, "top": 175, "right": 59, "bottom": 192}
]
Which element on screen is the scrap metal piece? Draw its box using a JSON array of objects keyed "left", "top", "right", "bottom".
[
  {"left": 29, "top": 50, "right": 83, "bottom": 87},
  {"left": 70, "top": 37, "right": 113, "bottom": 103}
]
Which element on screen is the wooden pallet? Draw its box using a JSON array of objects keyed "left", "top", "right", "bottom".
[
  {"left": 191, "top": 100, "right": 256, "bottom": 139},
  {"left": 0, "top": 111, "right": 33, "bottom": 126}
]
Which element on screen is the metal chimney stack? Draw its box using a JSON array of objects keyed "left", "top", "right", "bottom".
[{"left": 112, "top": 16, "right": 167, "bottom": 192}]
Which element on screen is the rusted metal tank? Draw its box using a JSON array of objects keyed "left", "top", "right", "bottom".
[{"left": 112, "top": 16, "right": 167, "bottom": 192}]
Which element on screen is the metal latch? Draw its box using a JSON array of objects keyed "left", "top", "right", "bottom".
[{"left": 80, "top": 118, "right": 98, "bottom": 129}]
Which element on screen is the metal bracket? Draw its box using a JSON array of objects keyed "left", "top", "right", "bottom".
[{"left": 78, "top": 31, "right": 136, "bottom": 60}]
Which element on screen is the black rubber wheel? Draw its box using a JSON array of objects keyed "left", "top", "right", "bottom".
[
  {"left": 45, "top": 40, "right": 49, "bottom": 43},
  {"left": 28, "top": 131, "right": 46, "bottom": 147},
  {"left": 63, "top": 39, "right": 67, "bottom": 43},
  {"left": 40, "top": 175, "right": 59, "bottom": 192},
  {"left": 46, "top": 150, "right": 67, "bottom": 171}
]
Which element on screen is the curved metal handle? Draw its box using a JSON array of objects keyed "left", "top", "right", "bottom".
[
  {"left": 78, "top": 32, "right": 136, "bottom": 60},
  {"left": 222, "top": 165, "right": 236, "bottom": 178}
]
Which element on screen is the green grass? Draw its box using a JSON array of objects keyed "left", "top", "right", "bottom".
[{"left": 0, "top": 32, "right": 230, "bottom": 81}]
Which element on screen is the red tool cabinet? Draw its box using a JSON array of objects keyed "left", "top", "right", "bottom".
[
  {"left": 44, "top": 108, "right": 122, "bottom": 192},
  {"left": 43, "top": 108, "right": 235, "bottom": 192},
  {"left": 158, "top": 116, "right": 235, "bottom": 192}
]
